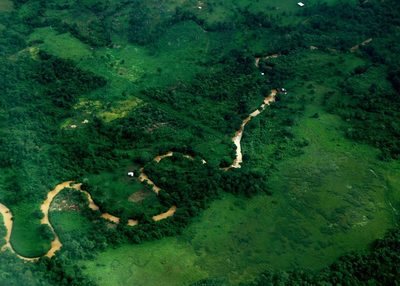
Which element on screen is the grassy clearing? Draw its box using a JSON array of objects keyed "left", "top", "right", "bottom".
[
  {"left": 29, "top": 27, "right": 92, "bottom": 60},
  {"left": 60, "top": 96, "right": 143, "bottom": 128},
  {"left": 79, "top": 20, "right": 210, "bottom": 90},
  {"left": 84, "top": 165, "right": 165, "bottom": 218},
  {"left": 264, "top": 107, "right": 398, "bottom": 266},
  {"left": 97, "top": 99, "right": 143, "bottom": 122},
  {"left": 82, "top": 238, "right": 207, "bottom": 286},
  {"left": 51, "top": 212, "right": 91, "bottom": 234},
  {"left": 29, "top": 21, "right": 213, "bottom": 127},
  {"left": 49, "top": 189, "right": 92, "bottom": 236},
  {"left": 9, "top": 203, "right": 51, "bottom": 257}
]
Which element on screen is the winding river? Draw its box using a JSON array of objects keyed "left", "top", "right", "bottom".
[{"left": 0, "top": 87, "right": 277, "bottom": 261}]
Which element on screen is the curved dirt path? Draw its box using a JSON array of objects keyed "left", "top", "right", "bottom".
[
  {"left": 224, "top": 89, "right": 277, "bottom": 170},
  {"left": 0, "top": 204, "right": 13, "bottom": 252},
  {"left": 350, "top": 38, "right": 373, "bottom": 52},
  {"left": 154, "top": 151, "right": 174, "bottom": 163},
  {"left": 0, "top": 179, "right": 177, "bottom": 261},
  {"left": 0, "top": 86, "right": 277, "bottom": 261},
  {"left": 255, "top": 54, "right": 280, "bottom": 67},
  {"left": 153, "top": 206, "right": 177, "bottom": 221},
  {"left": 39, "top": 181, "right": 79, "bottom": 259},
  {"left": 0, "top": 181, "right": 103, "bottom": 261},
  {"left": 138, "top": 168, "right": 162, "bottom": 194}
]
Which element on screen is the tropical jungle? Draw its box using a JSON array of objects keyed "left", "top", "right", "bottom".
[{"left": 0, "top": 0, "right": 399, "bottom": 285}]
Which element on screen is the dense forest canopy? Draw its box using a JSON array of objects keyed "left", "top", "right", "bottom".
[{"left": 0, "top": 0, "right": 399, "bottom": 285}]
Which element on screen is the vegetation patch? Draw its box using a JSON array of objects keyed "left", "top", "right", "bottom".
[
  {"left": 29, "top": 28, "right": 92, "bottom": 60},
  {"left": 0, "top": 214, "right": 5, "bottom": 248},
  {"left": 83, "top": 170, "right": 165, "bottom": 219},
  {"left": 10, "top": 203, "right": 52, "bottom": 257},
  {"left": 0, "top": 0, "right": 13, "bottom": 12}
]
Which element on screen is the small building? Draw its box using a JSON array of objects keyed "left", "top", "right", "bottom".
[
  {"left": 277, "top": 88, "right": 288, "bottom": 95},
  {"left": 298, "top": 2, "right": 305, "bottom": 7},
  {"left": 127, "top": 172, "right": 134, "bottom": 177},
  {"left": 70, "top": 125, "right": 77, "bottom": 129},
  {"left": 82, "top": 119, "right": 89, "bottom": 124}
]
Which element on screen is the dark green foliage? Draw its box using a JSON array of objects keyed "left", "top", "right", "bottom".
[
  {"left": 388, "top": 66, "right": 400, "bottom": 93},
  {"left": 0, "top": 252, "right": 50, "bottom": 286},
  {"left": 249, "top": 226, "right": 400, "bottom": 285},
  {"left": 35, "top": 51, "right": 106, "bottom": 107},
  {"left": 191, "top": 277, "right": 228, "bottom": 286},
  {"left": 138, "top": 55, "right": 269, "bottom": 135},
  {"left": 80, "top": 180, "right": 162, "bottom": 220},
  {"left": 303, "top": 0, "right": 400, "bottom": 160},
  {"left": 67, "top": 19, "right": 111, "bottom": 47},
  {"left": 38, "top": 224, "right": 54, "bottom": 240},
  {"left": 0, "top": 15, "right": 27, "bottom": 56},
  {"left": 144, "top": 154, "right": 221, "bottom": 211},
  {"left": 221, "top": 169, "right": 269, "bottom": 197},
  {"left": 298, "top": 1, "right": 400, "bottom": 50},
  {"left": 324, "top": 71, "right": 400, "bottom": 160},
  {"left": 36, "top": 257, "right": 96, "bottom": 286},
  {"left": 127, "top": 0, "right": 162, "bottom": 45}
]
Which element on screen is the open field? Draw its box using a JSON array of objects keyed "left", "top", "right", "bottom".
[
  {"left": 29, "top": 28, "right": 93, "bottom": 60},
  {"left": 10, "top": 203, "right": 51, "bottom": 257}
]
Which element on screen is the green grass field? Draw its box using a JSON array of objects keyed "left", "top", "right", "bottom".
[
  {"left": 29, "top": 28, "right": 93, "bottom": 60},
  {"left": 10, "top": 203, "right": 51, "bottom": 257}
]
